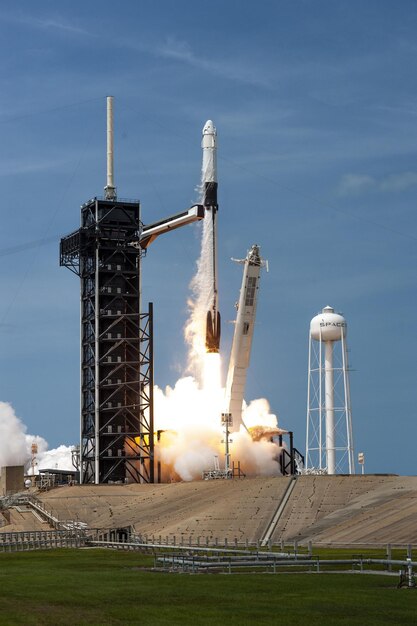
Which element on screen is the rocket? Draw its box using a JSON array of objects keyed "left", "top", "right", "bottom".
[{"left": 202, "top": 120, "right": 221, "bottom": 353}]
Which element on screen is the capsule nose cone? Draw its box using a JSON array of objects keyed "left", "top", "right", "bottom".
[{"left": 202, "top": 119, "right": 216, "bottom": 136}]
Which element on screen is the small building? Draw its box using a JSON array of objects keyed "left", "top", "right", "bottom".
[
  {"left": 37, "top": 469, "right": 79, "bottom": 489},
  {"left": 0, "top": 465, "right": 25, "bottom": 496}
]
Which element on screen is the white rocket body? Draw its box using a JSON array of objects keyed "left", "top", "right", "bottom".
[
  {"left": 201, "top": 120, "right": 220, "bottom": 353},
  {"left": 201, "top": 120, "right": 217, "bottom": 184}
]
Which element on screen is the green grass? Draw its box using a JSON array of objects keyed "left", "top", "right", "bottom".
[{"left": 0, "top": 549, "right": 416, "bottom": 625}]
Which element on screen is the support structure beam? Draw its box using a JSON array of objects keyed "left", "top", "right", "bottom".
[{"left": 60, "top": 198, "right": 153, "bottom": 484}]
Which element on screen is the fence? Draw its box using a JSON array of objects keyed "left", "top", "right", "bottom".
[{"left": 0, "top": 529, "right": 87, "bottom": 552}]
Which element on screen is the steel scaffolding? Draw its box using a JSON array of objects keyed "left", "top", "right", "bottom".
[{"left": 60, "top": 197, "right": 154, "bottom": 484}]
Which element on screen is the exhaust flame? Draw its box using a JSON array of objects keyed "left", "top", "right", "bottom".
[
  {"left": 154, "top": 166, "right": 283, "bottom": 481},
  {"left": 154, "top": 377, "right": 282, "bottom": 482}
]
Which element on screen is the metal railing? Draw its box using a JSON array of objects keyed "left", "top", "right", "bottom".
[
  {"left": 0, "top": 529, "right": 87, "bottom": 552},
  {"left": 0, "top": 493, "right": 87, "bottom": 531}
]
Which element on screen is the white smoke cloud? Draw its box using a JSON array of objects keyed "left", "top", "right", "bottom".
[
  {"left": 37, "top": 445, "right": 74, "bottom": 471},
  {"left": 154, "top": 375, "right": 282, "bottom": 482},
  {"left": 242, "top": 398, "right": 279, "bottom": 430},
  {"left": 156, "top": 156, "right": 284, "bottom": 482},
  {"left": 231, "top": 431, "right": 281, "bottom": 476},
  {"left": 0, "top": 401, "right": 35, "bottom": 467},
  {"left": 0, "top": 401, "right": 73, "bottom": 475}
]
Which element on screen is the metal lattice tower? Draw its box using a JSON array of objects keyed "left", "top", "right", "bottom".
[
  {"left": 60, "top": 197, "right": 154, "bottom": 484},
  {"left": 59, "top": 97, "right": 204, "bottom": 484},
  {"left": 305, "top": 306, "right": 355, "bottom": 475}
]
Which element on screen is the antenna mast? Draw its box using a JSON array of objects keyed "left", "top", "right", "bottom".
[{"left": 104, "top": 95, "right": 117, "bottom": 200}]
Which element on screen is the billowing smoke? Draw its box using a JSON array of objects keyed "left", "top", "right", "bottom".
[
  {"left": 154, "top": 378, "right": 282, "bottom": 481},
  {"left": 0, "top": 401, "right": 73, "bottom": 475},
  {"left": 155, "top": 159, "right": 283, "bottom": 481},
  {"left": 37, "top": 445, "right": 74, "bottom": 471},
  {"left": 0, "top": 401, "right": 38, "bottom": 467}
]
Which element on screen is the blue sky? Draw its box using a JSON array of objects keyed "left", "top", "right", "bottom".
[{"left": 0, "top": 1, "right": 416, "bottom": 474}]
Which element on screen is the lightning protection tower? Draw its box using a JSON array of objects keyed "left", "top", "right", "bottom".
[
  {"left": 305, "top": 305, "right": 355, "bottom": 475},
  {"left": 60, "top": 97, "right": 203, "bottom": 484}
]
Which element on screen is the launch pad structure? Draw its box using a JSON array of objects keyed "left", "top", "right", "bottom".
[
  {"left": 60, "top": 197, "right": 153, "bottom": 484},
  {"left": 59, "top": 99, "right": 300, "bottom": 486},
  {"left": 60, "top": 97, "right": 203, "bottom": 485}
]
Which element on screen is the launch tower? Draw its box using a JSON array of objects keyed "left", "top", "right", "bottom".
[
  {"left": 60, "top": 196, "right": 150, "bottom": 484},
  {"left": 60, "top": 97, "right": 203, "bottom": 484}
]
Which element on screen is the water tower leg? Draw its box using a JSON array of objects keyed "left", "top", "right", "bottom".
[{"left": 325, "top": 341, "right": 336, "bottom": 474}]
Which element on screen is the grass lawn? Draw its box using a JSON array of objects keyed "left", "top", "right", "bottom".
[{"left": 0, "top": 549, "right": 416, "bottom": 625}]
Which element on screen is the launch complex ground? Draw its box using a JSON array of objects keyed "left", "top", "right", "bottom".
[
  {"left": 2, "top": 474, "right": 417, "bottom": 547},
  {"left": 2, "top": 103, "right": 415, "bottom": 584},
  {"left": 1, "top": 478, "right": 417, "bottom": 625}
]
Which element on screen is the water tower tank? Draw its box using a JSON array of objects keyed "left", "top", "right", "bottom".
[{"left": 310, "top": 305, "right": 347, "bottom": 342}]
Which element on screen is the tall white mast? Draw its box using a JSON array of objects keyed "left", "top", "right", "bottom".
[
  {"left": 224, "top": 244, "right": 267, "bottom": 432},
  {"left": 104, "top": 95, "right": 117, "bottom": 201}
]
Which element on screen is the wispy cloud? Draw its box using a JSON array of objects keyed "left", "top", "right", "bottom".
[
  {"left": 0, "top": 16, "right": 269, "bottom": 87},
  {"left": 338, "top": 171, "right": 417, "bottom": 196},
  {"left": 155, "top": 36, "right": 268, "bottom": 87},
  {"left": 338, "top": 174, "right": 375, "bottom": 195},
  {"left": 31, "top": 16, "right": 88, "bottom": 36},
  {"left": 0, "top": 11, "right": 89, "bottom": 36}
]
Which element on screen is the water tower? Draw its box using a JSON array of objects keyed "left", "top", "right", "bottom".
[{"left": 305, "top": 306, "right": 355, "bottom": 474}]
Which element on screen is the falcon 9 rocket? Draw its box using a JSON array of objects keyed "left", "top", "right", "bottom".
[{"left": 201, "top": 120, "right": 221, "bottom": 354}]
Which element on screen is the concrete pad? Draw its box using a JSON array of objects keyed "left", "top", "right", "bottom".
[
  {"left": 39, "top": 477, "right": 291, "bottom": 541},
  {"left": 2, "top": 475, "right": 417, "bottom": 546}
]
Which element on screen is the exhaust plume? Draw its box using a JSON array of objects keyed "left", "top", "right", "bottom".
[{"left": 154, "top": 140, "right": 283, "bottom": 481}]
